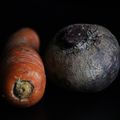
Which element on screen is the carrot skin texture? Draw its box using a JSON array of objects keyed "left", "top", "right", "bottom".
[{"left": 6, "top": 28, "right": 40, "bottom": 51}]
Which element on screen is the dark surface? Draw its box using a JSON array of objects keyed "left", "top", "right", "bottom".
[{"left": 0, "top": 1, "right": 120, "bottom": 120}]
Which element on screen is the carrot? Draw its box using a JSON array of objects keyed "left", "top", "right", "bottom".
[{"left": 1, "top": 28, "right": 46, "bottom": 107}]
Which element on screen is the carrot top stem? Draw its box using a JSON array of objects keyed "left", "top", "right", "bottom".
[{"left": 13, "top": 80, "right": 34, "bottom": 99}]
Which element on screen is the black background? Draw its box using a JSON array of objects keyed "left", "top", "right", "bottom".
[{"left": 0, "top": 1, "right": 120, "bottom": 120}]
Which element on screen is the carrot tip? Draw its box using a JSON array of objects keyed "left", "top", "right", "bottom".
[{"left": 13, "top": 80, "right": 34, "bottom": 99}]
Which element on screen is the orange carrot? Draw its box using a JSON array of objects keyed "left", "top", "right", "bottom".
[{"left": 1, "top": 28, "right": 46, "bottom": 107}]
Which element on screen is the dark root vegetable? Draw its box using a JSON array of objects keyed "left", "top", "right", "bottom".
[{"left": 44, "top": 24, "right": 120, "bottom": 92}]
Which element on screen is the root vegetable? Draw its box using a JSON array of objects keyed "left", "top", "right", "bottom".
[
  {"left": 44, "top": 24, "right": 120, "bottom": 92},
  {"left": 1, "top": 28, "right": 46, "bottom": 107}
]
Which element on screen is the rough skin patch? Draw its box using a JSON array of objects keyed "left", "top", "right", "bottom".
[{"left": 13, "top": 80, "right": 34, "bottom": 99}]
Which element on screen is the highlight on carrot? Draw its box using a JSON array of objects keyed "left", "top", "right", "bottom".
[
  {"left": 6, "top": 28, "right": 40, "bottom": 51},
  {"left": 0, "top": 28, "right": 46, "bottom": 107}
]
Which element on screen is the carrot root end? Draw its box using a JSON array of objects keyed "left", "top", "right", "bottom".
[{"left": 13, "top": 80, "right": 34, "bottom": 99}]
